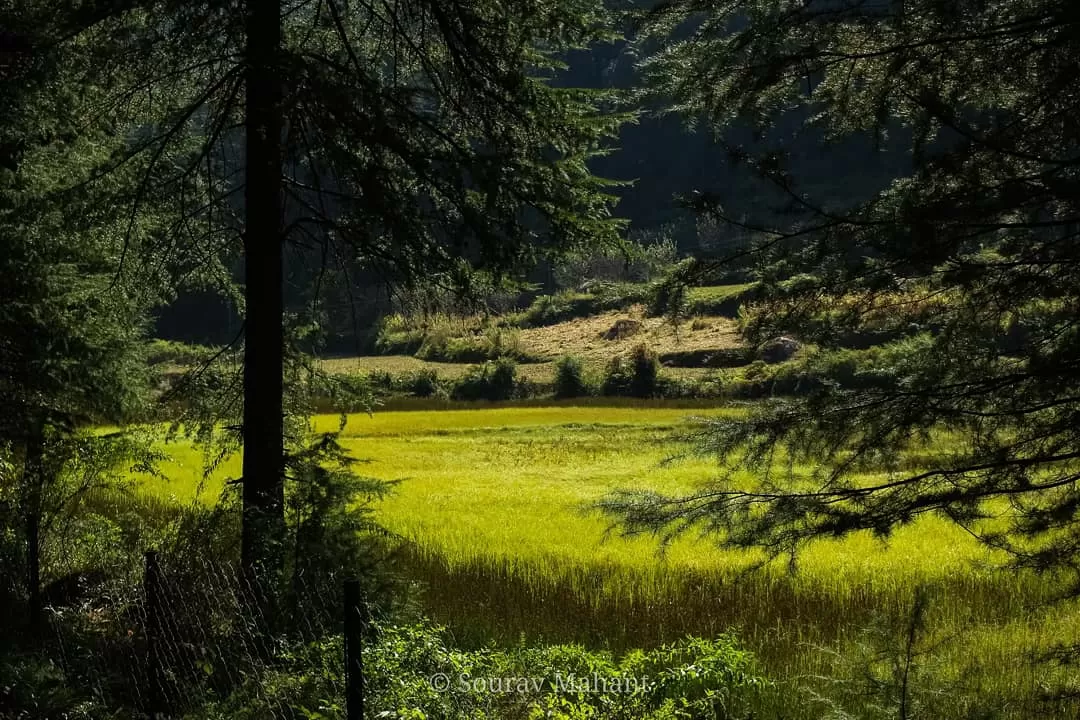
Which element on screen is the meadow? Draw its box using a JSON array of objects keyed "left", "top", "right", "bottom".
[{"left": 141, "top": 404, "right": 1080, "bottom": 718}]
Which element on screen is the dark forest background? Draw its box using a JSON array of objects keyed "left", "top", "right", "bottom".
[{"left": 156, "top": 41, "right": 911, "bottom": 350}]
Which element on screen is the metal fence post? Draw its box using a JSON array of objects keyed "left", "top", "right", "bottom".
[
  {"left": 344, "top": 579, "right": 367, "bottom": 720},
  {"left": 144, "top": 550, "right": 166, "bottom": 718}
]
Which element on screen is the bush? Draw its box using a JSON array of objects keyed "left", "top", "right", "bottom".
[
  {"left": 517, "top": 291, "right": 597, "bottom": 327},
  {"left": 515, "top": 284, "right": 652, "bottom": 329},
  {"left": 683, "top": 284, "right": 761, "bottom": 317},
  {"left": 603, "top": 345, "right": 659, "bottom": 398},
  {"left": 374, "top": 313, "right": 427, "bottom": 355},
  {"left": 377, "top": 314, "right": 529, "bottom": 362},
  {"left": 146, "top": 339, "right": 215, "bottom": 367},
  {"left": 602, "top": 357, "right": 632, "bottom": 397},
  {"left": 629, "top": 344, "right": 660, "bottom": 398},
  {"left": 553, "top": 224, "right": 680, "bottom": 289},
  {"left": 404, "top": 369, "right": 441, "bottom": 398},
  {"left": 554, "top": 355, "right": 590, "bottom": 399},
  {"left": 487, "top": 357, "right": 517, "bottom": 400},
  {"left": 480, "top": 326, "right": 522, "bottom": 359},
  {"left": 647, "top": 274, "right": 689, "bottom": 319},
  {"left": 0, "top": 652, "right": 107, "bottom": 719},
  {"left": 658, "top": 347, "right": 755, "bottom": 369},
  {"left": 414, "top": 322, "right": 532, "bottom": 363},
  {"left": 308, "top": 372, "right": 380, "bottom": 413},
  {"left": 654, "top": 374, "right": 724, "bottom": 400},
  {"left": 190, "top": 624, "right": 770, "bottom": 720},
  {"left": 451, "top": 357, "right": 518, "bottom": 401},
  {"left": 371, "top": 369, "right": 396, "bottom": 388},
  {"left": 710, "top": 342, "right": 922, "bottom": 399}
]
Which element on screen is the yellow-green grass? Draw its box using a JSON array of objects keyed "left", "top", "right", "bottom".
[
  {"left": 686, "top": 283, "right": 755, "bottom": 303},
  {"left": 137, "top": 406, "right": 1080, "bottom": 718}
]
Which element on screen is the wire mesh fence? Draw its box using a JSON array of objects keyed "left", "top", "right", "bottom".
[{"left": 34, "top": 550, "right": 362, "bottom": 719}]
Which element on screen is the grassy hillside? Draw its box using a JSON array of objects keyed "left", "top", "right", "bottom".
[
  {"left": 323, "top": 305, "right": 742, "bottom": 379},
  {"left": 315, "top": 284, "right": 757, "bottom": 393},
  {"left": 153, "top": 282, "right": 961, "bottom": 408}
]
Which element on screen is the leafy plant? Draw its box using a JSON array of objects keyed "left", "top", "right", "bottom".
[
  {"left": 405, "top": 369, "right": 443, "bottom": 398},
  {"left": 451, "top": 358, "right": 519, "bottom": 402},
  {"left": 604, "top": 345, "right": 660, "bottom": 398},
  {"left": 555, "top": 356, "right": 590, "bottom": 399}
]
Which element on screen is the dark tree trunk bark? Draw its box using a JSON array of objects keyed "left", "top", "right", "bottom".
[{"left": 241, "top": 0, "right": 285, "bottom": 622}]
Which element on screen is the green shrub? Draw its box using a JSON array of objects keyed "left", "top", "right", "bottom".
[
  {"left": 658, "top": 347, "right": 755, "bottom": 369},
  {"left": 586, "top": 281, "right": 652, "bottom": 310},
  {"left": 654, "top": 375, "right": 723, "bottom": 400},
  {"left": 518, "top": 291, "right": 597, "bottom": 327},
  {"left": 367, "top": 369, "right": 395, "bottom": 390},
  {"left": 742, "top": 359, "right": 768, "bottom": 381},
  {"left": 602, "top": 356, "right": 633, "bottom": 397},
  {"left": 684, "top": 284, "right": 760, "bottom": 317},
  {"left": 601, "top": 345, "right": 659, "bottom": 398},
  {"left": 481, "top": 325, "right": 522, "bottom": 359},
  {"left": 451, "top": 357, "right": 518, "bottom": 401},
  {"left": 308, "top": 372, "right": 379, "bottom": 413},
  {"left": 487, "top": 357, "right": 518, "bottom": 400},
  {"left": 190, "top": 624, "right": 770, "bottom": 720},
  {"left": 404, "top": 369, "right": 442, "bottom": 398},
  {"left": 0, "top": 652, "right": 107, "bottom": 719},
  {"left": 554, "top": 355, "right": 590, "bottom": 399},
  {"left": 374, "top": 313, "right": 426, "bottom": 355},
  {"left": 377, "top": 313, "right": 524, "bottom": 361},
  {"left": 414, "top": 320, "right": 464, "bottom": 361},
  {"left": 553, "top": 225, "right": 680, "bottom": 289},
  {"left": 647, "top": 275, "right": 688, "bottom": 319},
  {"left": 146, "top": 339, "right": 215, "bottom": 367},
  {"left": 629, "top": 344, "right": 660, "bottom": 398},
  {"left": 711, "top": 342, "right": 920, "bottom": 400},
  {"left": 413, "top": 323, "right": 531, "bottom": 363}
]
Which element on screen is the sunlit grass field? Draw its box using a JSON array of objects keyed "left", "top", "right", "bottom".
[{"left": 139, "top": 404, "right": 1080, "bottom": 718}]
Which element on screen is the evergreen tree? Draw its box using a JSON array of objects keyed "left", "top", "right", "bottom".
[
  {"left": 0, "top": 2, "right": 159, "bottom": 630},
  {"left": 43, "top": 0, "right": 631, "bottom": 614},
  {"left": 603, "top": 1, "right": 1080, "bottom": 591}
]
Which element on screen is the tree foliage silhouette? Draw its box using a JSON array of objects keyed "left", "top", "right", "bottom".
[
  {"left": 28, "top": 0, "right": 631, "bottom": 615},
  {"left": 602, "top": 0, "right": 1080, "bottom": 596}
]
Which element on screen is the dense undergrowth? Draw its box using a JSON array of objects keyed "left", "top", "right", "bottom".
[{"left": 0, "top": 436, "right": 776, "bottom": 720}]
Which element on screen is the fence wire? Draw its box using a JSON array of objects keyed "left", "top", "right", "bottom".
[{"left": 39, "top": 551, "right": 351, "bottom": 719}]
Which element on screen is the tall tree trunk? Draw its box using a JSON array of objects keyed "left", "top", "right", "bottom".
[
  {"left": 241, "top": 0, "right": 285, "bottom": 623},
  {"left": 23, "top": 420, "right": 45, "bottom": 633}
]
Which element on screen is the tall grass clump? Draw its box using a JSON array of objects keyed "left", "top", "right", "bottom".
[
  {"left": 377, "top": 312, "right": 524, "bottom": 362},
  {"left": 516, "top": 291, "right": 596, "bottom": 327},
  {"left": 479, "top": 325, "right": 523, "bottom": 360},
  {"left": 374, "top": 312, "right": 427, "bottom": 355}
]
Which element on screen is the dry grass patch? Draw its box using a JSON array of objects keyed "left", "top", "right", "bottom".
[{"left": 517, "top": 305, "right": 743, "bottom": 362}]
